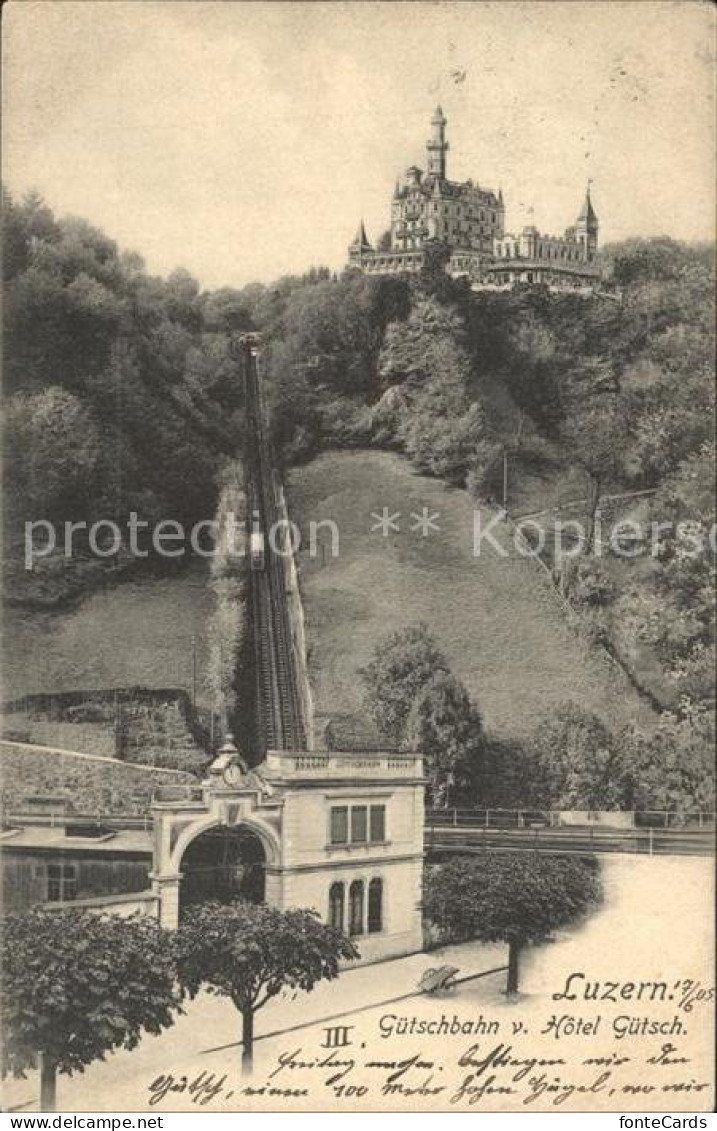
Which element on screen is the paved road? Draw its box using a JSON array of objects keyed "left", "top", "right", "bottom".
[
  {"left": 425, "top": 823, "right": 715, "bottom": 857},
  {"left": 3, "top": 856, "right": 712, "bottom": 1113}
]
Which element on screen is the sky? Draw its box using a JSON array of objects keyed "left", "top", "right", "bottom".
[{"left": 3, "top": 0, "right": 715, "bottom": 290}]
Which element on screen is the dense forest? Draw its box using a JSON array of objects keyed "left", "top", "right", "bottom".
[
  {"left": 3, "top": 188, "right": 249, "bottom": 603},
  {"left": 3, "top": 187, "right": 714, "bottom": 809}
]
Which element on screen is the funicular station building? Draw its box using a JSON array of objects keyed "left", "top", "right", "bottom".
[
  {"left": 1, "top": 338, "right": 426, "bottom": 965},
  {"left": 0, "top": 740, "right": 425, "bottom": 965},
  {"left": 150, "top": 741, "right": 425, "bottom": 963}
]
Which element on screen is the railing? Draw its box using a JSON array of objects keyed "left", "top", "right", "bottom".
[
  {"left": 5, "top": 804, "right": 712, "bottom": 858},
  {"left": 634, "top": 809, "right": 716, "bottom": 829},
  {"left": 2, "top": 810, "right": 154, "bottom": 832},
  {"left": 428, "top": 807, "right": 556, "bottom": 829},
  {"left": 425, "top": 808, "right": 715, "bottom": 858},
  {"left": 265, "top": 751, "right": 422, "bottom": 777},
  {"left": 426, "top": 807, "right": 716, "bottom": 830},
  {"left": 292, "top": 756, "right": 330, "bottom": 771}
]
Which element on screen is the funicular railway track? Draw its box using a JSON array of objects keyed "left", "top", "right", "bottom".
[{"left": 242, "top": 341, "right": 307, "bottom": 755}]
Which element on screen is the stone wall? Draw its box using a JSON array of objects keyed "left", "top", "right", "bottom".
[
  {"left": 0, "top": 740, "right": 197, "bottom": 817},
  {"left": 1, "top": 688, "right": 209, "bottom": 774}
]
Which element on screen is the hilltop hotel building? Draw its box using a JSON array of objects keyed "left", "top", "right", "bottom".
[{"left": 349, "top": 107, "right": 601, "bottom": 292}]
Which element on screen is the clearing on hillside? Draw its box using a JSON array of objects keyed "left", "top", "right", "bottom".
[
  {"left": 2, "top": 562, "right": 212, "bottom": 709},
  {"left": 287, "top": 450, "right": 654, "bottom": 744}
]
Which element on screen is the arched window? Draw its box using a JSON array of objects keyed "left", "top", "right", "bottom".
[
  {"left": 329, "top": 882, "right": 344, "bottom": 931},
  {"left": 368, "top": 878, "right": 383, "bottom": 934},
  {"left": 349, "top": 880, "right": 364, "bottom": 936}
]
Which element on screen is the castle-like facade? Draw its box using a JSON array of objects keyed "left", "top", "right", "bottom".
[{"left": 348, "top": 108, "right": 601, "bottom": 293}]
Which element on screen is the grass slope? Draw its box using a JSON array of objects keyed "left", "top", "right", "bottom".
[
  {"left": 287, "top": 450, "right": 654, "bottom": 743},
  {"left": 2, "top": 562, "right": 213, "bottom": 709}
]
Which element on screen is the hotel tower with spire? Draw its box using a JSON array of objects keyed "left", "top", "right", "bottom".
[{"left": 349, "top": 108, "right": 601, "bottom": 293}]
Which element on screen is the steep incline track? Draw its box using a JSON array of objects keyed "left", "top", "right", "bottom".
[{"left": 243, "top": 345, "right": 307, "bottom": 755}]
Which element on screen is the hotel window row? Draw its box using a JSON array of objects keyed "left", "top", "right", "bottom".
[
  {"left": 329, "top": 878, "right": 383, "bottom": 936},
  {"left": 330, "top": 804, "right": 386, "bottom": 846}
]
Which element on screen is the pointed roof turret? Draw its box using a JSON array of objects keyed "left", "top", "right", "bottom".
[
  {"left": 349, "top": 220, "right": 373, "bottom": 252},
  {"left": 577, "top": 184, "right": 598, "bottom": 228},
  {"left": 432, "top": 104, "right": 446, "bottom": 124}
]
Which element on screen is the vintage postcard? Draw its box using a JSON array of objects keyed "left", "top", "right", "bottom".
[{"left": 1, "top": 0, "right": 714, "bottom": 1118}]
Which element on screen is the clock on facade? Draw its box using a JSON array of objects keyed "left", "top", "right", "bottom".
[{"left": 222, "top": 760, "right": 244, "bottom": 789}]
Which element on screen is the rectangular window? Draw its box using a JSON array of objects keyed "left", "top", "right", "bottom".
[
  {"left": 370, "top": 805, "right": 386, "bottom": 843},
  {"left": 47, "top": 863, "right": 77, "bottom": 902},
  {"left": 330, "top": 807, "right": 349, "bottom": 845},
  {"left": 330, "top": 804, "right": 388, "bottom": 846},
  {"left": 351, "top": 806, "right": 368, "bottom": 844}
]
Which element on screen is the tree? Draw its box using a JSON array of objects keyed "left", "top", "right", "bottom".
[
  {"left": 651, "top": 443, "right": 715, "bottom": 598},
  {"left": 376, "top": 296, "right": 484, "bottom": 483},
  {"left": 1, "top": 909, "right": 181, "bottom": 1112},
  {"left": 397, "top": 378, "right": 486, "bottom": 485},
  {"left": 622, "top": 704, "right": 715, "bottom": 816},
  {"left": 164, "top": 267, "right": 201, "bottom": 330},
  {"left": 2, "top": 186, "right": 31, "bottom": 281},
  {"left": 560, "top": 362, "right": 629, "bottom": 552},
  {"left": 566, "top": 559, "right": 616, "bottom": 609},
  {"left": 503, "top": 315, "right": 563, "bottom": 436},
  {"left": 625, "top": 443, "right": 715, "bottom": 700},
  {"left": 2, "top": 189, "right": 253, "bottom": 603},
  {"left": 175, "top": 901, "right": 358, "bottom": 1073},
  {"left": 420, "top": 238, "right": 452, "bottom": 289},
  {"left": 202, "top": 287, "right": 254, "bottom": 333},
  {"left": 378, "top": 297, "right": 470, "bottom": 393},
  {"left": 359, "top": 623, "right": 450, "bottom": 742},
  {"left": 528, "top": 702, "right": 632, "bottom": 810},
  {"left": 18, "top": 190, "right": 62, "bottom": 245},
  {"left": 423, "top": 853, "right": 603, "bottom": 994},
  {"left": 277, "top": 274, "right": 409, "bottom": 403},
  {"left": 405, "top": 671, "right": 484, "bottom": 806},
  {"left": 602, "top": 236, "right": 713, "bottom": 289},
  {"left": 3, "top": 387, "right": 101, "bottom": 520},
  {"left": 464, "top": 438, "right": 505, "bottom": 502}
]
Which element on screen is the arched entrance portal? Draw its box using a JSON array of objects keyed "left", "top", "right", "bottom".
[{"left": 179, "top": 825, "right": 266, "bottom": 917}]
